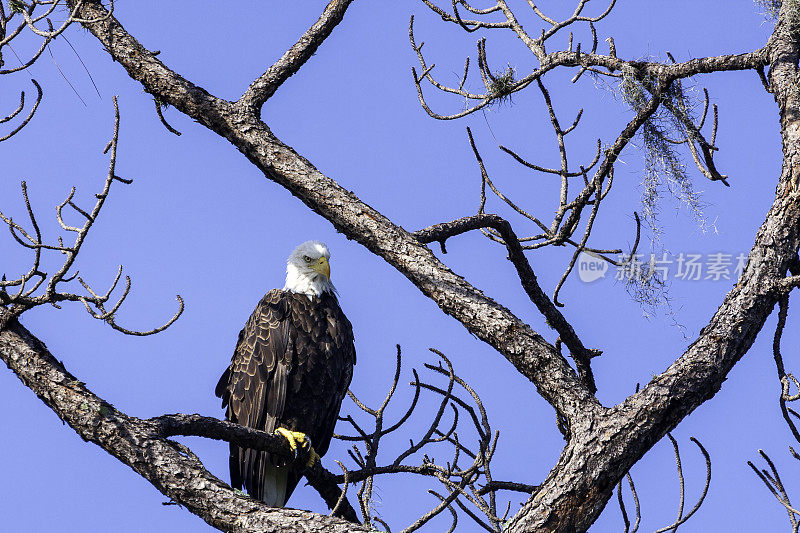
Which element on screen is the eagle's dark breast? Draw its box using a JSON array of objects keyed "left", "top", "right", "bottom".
[{"left": 215, "top": 289, "right": 356, "bottom": 503}]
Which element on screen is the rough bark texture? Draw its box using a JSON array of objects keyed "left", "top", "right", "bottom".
[
  {"left": 1, "top": 1, "right": 797, "bottom": 531},
  {"left": 0, "top": 316, "right": 367, "bottom": 532},
  {"left": 507, "top": 8, "right": 800, "bottom": 530}
]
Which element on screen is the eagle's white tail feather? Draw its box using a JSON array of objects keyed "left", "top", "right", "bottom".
[{"left": 261, "top": 463, "right": 288, "bottom": 507}]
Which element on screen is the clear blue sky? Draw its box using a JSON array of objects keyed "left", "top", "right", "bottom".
[{"left": 0, "top": 1, "right": 795, "bottom": 531}]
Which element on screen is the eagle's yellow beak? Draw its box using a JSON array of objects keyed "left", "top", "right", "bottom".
[{"left": 314, "top": 256, "right": 331, "bottom": 280}]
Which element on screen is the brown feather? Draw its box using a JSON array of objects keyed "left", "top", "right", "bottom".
[{"left": 215, "top": 288, "right": 355, "bottom": 504}]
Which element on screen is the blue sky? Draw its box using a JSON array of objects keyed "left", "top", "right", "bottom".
[{"left": 0, "top": 1, "right": 796, "bottom": 531}]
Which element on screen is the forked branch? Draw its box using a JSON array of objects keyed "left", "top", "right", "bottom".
[
  {"left": 414, "top": 213, "right": 600, "bottom": 393},
  {"left": 616, "top": 435, "right": 710, "bottom": 533},
  {"left": 0, "top": 98, "right": 182, "bottom": 334},
  {"left": 0, "top": 0, "right": 113, "bottom": 75},
  {"left": 0, "top": 79, "right": 42, "bottom": 142},
  {"left": 333, "top": 347, "right": 524, "bottom": 531}
]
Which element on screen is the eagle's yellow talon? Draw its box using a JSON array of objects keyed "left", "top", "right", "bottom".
[
  {"left": 275, "top": 427, "right": 318, "bottom": 466},
  {"left": 275, "top": 427, "right": 299, "bottom": 454}
]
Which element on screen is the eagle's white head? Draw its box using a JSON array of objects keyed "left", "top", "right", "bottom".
[{"left": 284, "top": 240, "right": 335, "bottom": 298}]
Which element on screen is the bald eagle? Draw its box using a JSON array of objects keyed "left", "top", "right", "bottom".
[{"left": 215, "top": 241, "right": 356, "bottom": 506}]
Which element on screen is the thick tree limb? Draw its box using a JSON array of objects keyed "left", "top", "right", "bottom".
[
  {"left": 0, "top": 315, "right": 363, "bottom": 531},
  {"left": 152, "top": 412, "right": 361, "bottom": 523}
]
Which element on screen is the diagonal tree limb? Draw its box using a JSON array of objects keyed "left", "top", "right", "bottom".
[
  {"left": 0, "top": 315, "right": 365, "bottom": 532},
  {"left": 238, "top": 0, "right": 355, "bottom": 111}
]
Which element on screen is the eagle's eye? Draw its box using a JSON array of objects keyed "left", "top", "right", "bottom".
[{"left": 303, "top": 255, "right": 313, "bottom": 263}]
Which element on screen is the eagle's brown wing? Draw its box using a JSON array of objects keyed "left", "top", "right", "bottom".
[{"left": 215, "top": 289, "right": 291, "bottom": 501}]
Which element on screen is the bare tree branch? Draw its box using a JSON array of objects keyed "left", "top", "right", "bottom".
[
  {"left": 331, "top": 347, "right": 520, "bottom": 531},
  {"left": 654, "top": 436, "right": 711, "bottom": 533},
  {"left": 0, "top": 97, "right": 183, "bottom": 334},
  {"left": 749, "top": 449, "right": 800, "bottom": 533},
  {"left": 617, "top": 472, "right": 641, "bottom": 533},
  {"left": 239, "top": 0, "right": 355, "bottom": 111},
  {"left": 414, "top": 212, "right": 600, "bottom": 393},
  {"left": 0, "top": 79, "right": 42, "bottom": 142},
  {"left": 0, "top": 315, "right": 366, "bottom": 532}
]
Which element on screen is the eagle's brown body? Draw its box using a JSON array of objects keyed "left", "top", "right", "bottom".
[{"left": 215, "top": 288, "right": 356, "bottom": 504}]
